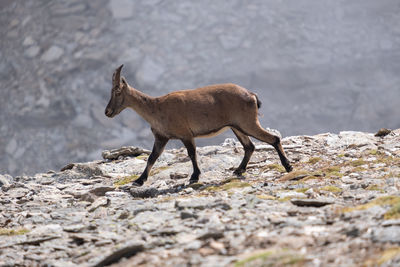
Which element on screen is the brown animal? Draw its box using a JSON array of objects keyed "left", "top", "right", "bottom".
[{"left": 105, "top": 65, "right": 292, "bottom": 186}]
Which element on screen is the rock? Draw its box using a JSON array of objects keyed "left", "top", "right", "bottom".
[
  {"left": 109, "top": 0, "right": 134, "bottom": 19},
  {"left": 90, "top": 186, "right": 115, "bottom": 196},
  {"left": 180, "top": 211, "right": 197, "bottom": 220},
  {"left": 135, "top": 57, "right": 165, "bottom": 86},
  {"left": 87, "top": 197, "right": 110, "bottom": 212},
  {"left": 382, "top": 220, "right": 400, "bottom": 227},
  {"left": 276, "top": 191, "right": 307, "bottom": 199},
  {"left": 5, "top": 139, "right": 17, "bottom": 155},
  {"left": 375, "top": 128, "right": 392, "bottom": 137},
  {"left": 40, "top": 46, "right": 64, "bottom": 62},
  {"left": 372, "top": 226, "right": 400, "bottom": 243},
  {"left": 170, "top": 172, "right": 188, "bottom": 180},
  {"left": 290, "top": 198, "right": 334, "bottom": 207},
  {"left": 75, "top": 163, "right": 104, "bottom": 177},
  {"left": 197, "top": 230, "right": 224, "bottom": 240},
  {"left": 102, "top": 146, "right": 150, "bottom": 160},
  {"left": 24, "top": 46, "right": 40, "bottom": 58},
  {"left": 63, "top": 224, "right": 86, "bottom": 233},
  {"left": 129, "top": 187, "right": 159, "bottom": 198},
  {"left": 0, "top": 174, "right": 13, "bottom": 188}
]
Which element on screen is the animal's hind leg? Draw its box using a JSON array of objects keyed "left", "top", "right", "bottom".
[
  {"left": 232, "top": 128, "right": 255, "bottom": 176},
  {"left": 243, "top": 121, "right": 293, "bottom": 172}
]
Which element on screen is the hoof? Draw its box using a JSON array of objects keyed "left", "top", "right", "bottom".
[
  {"left": 285, "top": 164, "right": 293, "bottom": 172},
  {"left": 189, "top": 178, "right": 199, "bottom": 185},
  {"left": 132, "top": 180, "right": 144, "bottom": 187},
  {"left": 233, "top": 169, "right": 245, "bottom": 176}
]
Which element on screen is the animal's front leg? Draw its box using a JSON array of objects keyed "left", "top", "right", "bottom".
[
  {"left": 182, "top": 138, "right": 201, "bottom": 184},
  {"left": 133, "top": 134, "right": 168, "bottom": 186}
]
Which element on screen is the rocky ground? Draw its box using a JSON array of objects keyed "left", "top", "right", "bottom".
[{"left": 0, "top": 129, "right": 400, "bottom": 267}]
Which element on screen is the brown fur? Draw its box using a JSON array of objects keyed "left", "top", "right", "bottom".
[{"left": 105, "top": 65, "right": 292, "bottom": 186}]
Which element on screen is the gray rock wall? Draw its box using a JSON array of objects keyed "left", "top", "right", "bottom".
[{"left": 1, "top": 0, "right": 400, "bottom": 175}]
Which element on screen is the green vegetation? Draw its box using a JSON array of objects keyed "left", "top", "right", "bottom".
[
  {"left": 279, "top": 170, "right": 311, "bottom": 181},
  {"left": 0, "top": 228, "right": 29, "bottom": 236},
  {"left": 295, "top": 188, "right": 309, "bottom": 193},
  {"left": 385, "top": 202, "right": 400, "bottom": 220},
  {"left": 256, "top": 194, "right": 276, "bottom": 200},
  {"left": 320, "top": 185, "right": 342, "bottom": 193},
  {"left": 375, "top": 247, "right": 400, "bottom": 265},
  {"left": 204, "top": 178, "right": 251, "bottom": 192},
  {"left": 349, "top": 159, "right": 367, "bottom": 167},
  {"left": 150, "top": 166, "right": 170, "bottom": 175},
  {"left": 235, "top": 249, "right": 305, "bottom": 267},
  {"left": 136, "top": 155, "right": 149, "bottom": 160},
  {"left": 366, "top": 184, "right": 384, "bottom": 192},
  {"left": 307, "top": 157, "right": 322, "bottom": 164},
  {"left": 114, "top": 174, "right": 139, "bottom": 186},
  {"left": 343, "top": 196, "right": 400, "bottom": 215},
  {"left": 263, "top": 163, "right": 286, "bottom": 173}
]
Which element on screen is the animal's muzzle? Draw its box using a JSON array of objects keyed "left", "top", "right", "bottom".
[{"left": 105, "top": 108, "right": 113, "bottom": 117}]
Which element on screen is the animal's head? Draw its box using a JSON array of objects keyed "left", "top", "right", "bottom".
[{"left": 105, "top": 64, "right": 129, "bottom": 118}]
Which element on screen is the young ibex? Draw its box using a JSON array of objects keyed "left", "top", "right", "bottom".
[{"left": 105, "top": 65, "right": 292, "bottom": 186}]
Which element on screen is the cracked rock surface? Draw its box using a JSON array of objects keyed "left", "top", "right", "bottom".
[{"left": 1, "top": 130, "right": 400, "bottom": 266}]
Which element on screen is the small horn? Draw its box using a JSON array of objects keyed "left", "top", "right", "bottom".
[{"left": 112, "top": 64, "right": 124, "bottom": 86}]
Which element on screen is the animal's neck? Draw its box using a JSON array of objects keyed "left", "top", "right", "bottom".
[{"left": 125, "top": 86, "right": 156, "bottom": 123}]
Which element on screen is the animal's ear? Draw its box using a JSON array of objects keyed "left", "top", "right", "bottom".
[
  {"left": 121, "top": 76, "right": 128, "bottom": 87},
  {"left": 112, "top": 64, "right": 124, "bottom": 87}
]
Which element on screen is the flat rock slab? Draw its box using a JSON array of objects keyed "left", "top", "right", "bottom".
[
  {"left": 102, "top": 146, "right": 150, "bottom": 160},
  {"left": 129, "top": 187, "right": 159, "bottom": 198},
  {"left": 290, "top": 198, "right": 334, "bottom": 207}
]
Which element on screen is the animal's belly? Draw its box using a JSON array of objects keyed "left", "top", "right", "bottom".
[{"left": 196, "top": 126, "right": 230, "bottom": 138}]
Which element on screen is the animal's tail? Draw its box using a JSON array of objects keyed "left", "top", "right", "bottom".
[{"left": 254, "top": 94, "right": 262, "bottom": 109}]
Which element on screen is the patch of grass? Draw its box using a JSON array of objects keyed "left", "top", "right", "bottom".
[
  {"left": 150, "top": 166, "right": 170, "bottom": 175},
  {"left": 320, "top": 185, "right": 342, "bottom": 193},
  {"left": 300, "top": 175, "right": 323, "bottom": 182},
  {"left": 263, "top": 164, "right": 286, "bottom": 173},
  {"left": 343, "top": 196, "right": 400, "bottom": 213},
  {"left": 204, "top": 178, "right": 251, "bottom": 192},
  {"left": 295, "top": 188, "right": 309, "bottom": 193},
  {"left": 307, "top": 157, "right": 322, "bottom": 164},
  {"left": 337, "top": 154, "right": 345, "bottom": 158},
  {"left": 351, "top": 166, "right": 367, "bottom": 172},
  {"left": 368, "top": 149, "right": 379, "bottom": 156},
  {"left": 0, "top": 228, "right": 29, "bottom": 236},
  {"left": 114, "top": 174, "right": 139, "bottom": 186},
  {"left": 319, "top": 165, "right": 343, "bottom": 178},
  {"left": 136, "top": 155, "right": 149, "bottom": 160},
  {"left": 384, "top": 202, "right": 400, "bottom": 220},
  {"left": 376, "top": 247, "right": 400, "bottom": 265},
  {"left": 235, "top": 249, "right": 305, "bottom": 267},
  {"left": 235, "top": 251, "right": 274, "bottom": 267},
  {"left": 349, "top": 159, "right": 367, "bottom": 167},
  {"left": 279, "top": 170, "right": 310, "bottom": 181},
  {"left": 366, "top": 184, "right": 384, "bottom": 192},
  {"left": 256, "top": 194, "right": 276, "bottom": 200}
]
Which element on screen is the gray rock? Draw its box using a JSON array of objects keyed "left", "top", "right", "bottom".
[
  {"left": 102, "top": 146, "right": 150, "bottom": 160},
  {"left": 290, "top": 198, "right": 334, "bottom": 207},
  {"left": 0, "top": 174, "right": 13, "bottom": 188},
  {"left": 135, "top": 57, "right": 165, "bottom": 86},
  {"left": 130, "top": 187, "right": 159, "bottom": 198},
  {"left": 40, "top": 46, "right": 64, "bottom": 62},
  {"left": 109, "top": 0, "right": 134, "bottom": 19},
  {"left": 24, "top": 46, "right": 40, "bottom": 58},
  {"left": 372, "top": 226, "right": 400, "bottom": 243},
  {"left": 87, "top": 197, "right": 110, "bottom": 212}
]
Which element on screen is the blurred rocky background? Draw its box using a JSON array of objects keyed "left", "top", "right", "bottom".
[{"left": 1, "top": 0, "right": 400, "bottom": 176}]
